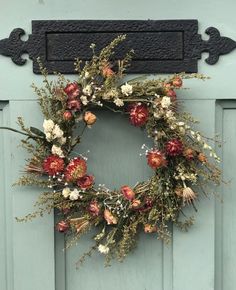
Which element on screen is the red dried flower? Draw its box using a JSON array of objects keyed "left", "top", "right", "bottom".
[
  {"left": 129, "top": 103, "right": 149, "bottom": 127},
  {"left": 64, "top": 157, "right": 87, "bottom": 183},
  {"left": 120, "top": 185, "right": 135, "bottom": 200},
  {"left": 147, "top": 150, "right": 167, "bottom": 169},
  {"left": 63, "top": 110, "right": 73, "bottom": 121},
  {"left": 56, "top": 220, "right": 69, "bottom": 233},
  {"left": 64, "top": 82, "right": 81, "bottom": 99},
  {"left": 77, "top": 174, "right": 94, "bottom": 189},
  {"left": 88, "top": 200, "right": 100, "bottom": 216},
  {"left": 67, "top": 99, "right": 81, "bottom": 111},
  {"left": 166, "top": 89, "right": 177, "bottom": 101},
  {"left": 43, "top": 155, "right": 65, "bottom": 176},
  {"left": 172, "top": 76, "right": 183, "bottom": 88},
  {"left": 165, "top": 139, "right": 183, "bottom": 156}
]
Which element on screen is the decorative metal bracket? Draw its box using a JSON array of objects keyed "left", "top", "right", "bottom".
[{"left": 0, "top": 20, "right": 236, "bottom": 74}]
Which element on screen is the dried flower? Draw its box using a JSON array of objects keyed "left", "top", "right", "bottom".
[
  {"left": 43, "top": 155, "right": 64, "bottom": 176},
  {"left": 84, "top": 111, "right": 97, "bottom": 125},
  {"left": 182, "top": 187, "right": 197, "bottom": 203},
  {"left": 69, "top": 189, "right": 80, "bottom": 201},
  {"left": 63, "top": 111, "right": 73, "bottom": 121},
  {"left": 65, "top": 157, "right": 87, "bottom": 183},
  {"left": 166, "top": 89, "right": 177, "bottom": 101},
  {"left": 77, "top": 174, "right": 95, "bottom": 189},
  {"left": 147, "top": 150, "right": 167, "bottom": 169},
  {"left": 64, "top": 82, "right": 81, "bottom": 99},
  {"left": 114, "top": 98, "right": 124, "bottom": 107},
  {"left": 183, "top": 148, "right": 196, "bottom": 160},
  {"left": 83, "top": 85, "right": 93, "bottom": 96},
  {"left": 130, "top": 199, "right": 141, "bottom": 209},
  {"left": 144, "top": 224, "right": 157, "bottom": 233},
  {"left": 120, "top": 185, "right": 135, "bottom": 200},
  {"left": 102, "top": 63, "right": 114, "bottom": 77},
  {"left": 104, "top": 209, "right": 117, "bottom": 225},
  {"left": 129, "top": 103, "right": 149, "bottom": 127},
  {"left": 67, "top": 99, "right": 81, "bottom": 111},
  {"left": 172, "top": 76, "right": 183, "bottom": 88},
  {"left": 51, "top": 145, "right": 64, "bottom": 158},
  {"left": 43, "top": 119, "right": 55, "bottom": 133},
  {"left": 161, "top": 96, "right": 171, "bottom": 109},
  {"left": 198, "top": 153, "right": 207, "bottom": 163},
  {"left": 88, "top": 200, "right": 100, "bottom": 216},
  {"left": 56, "top": 220, "right": 69, "bottom": 233},
  {"left": 98, "top": 244, "right": 110, "bottom": 254},
  {"left": 165, "top": 139, "right": 183, "bottom": 156},
  {"left": 62, "top": 187, "right": 71, "bottom": 198},
  {"left": 121, "top": 83, "right": 133, "bottom": 96}
]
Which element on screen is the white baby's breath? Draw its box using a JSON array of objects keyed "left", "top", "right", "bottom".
[{"left": 121, "top": 83, "right": 133, "bottom": 96}]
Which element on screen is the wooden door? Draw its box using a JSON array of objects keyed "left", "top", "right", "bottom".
[{"left": 1, "top": 1, "right": 236, "bottom": 290}]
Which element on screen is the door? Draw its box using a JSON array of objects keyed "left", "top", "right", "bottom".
[{"left": 1, "top": 1, "right": 236, "bottom": 290}]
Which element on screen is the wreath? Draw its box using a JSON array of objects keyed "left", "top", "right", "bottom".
[{"left": 0, "top": 35, "right": 221, "bottom": 266}]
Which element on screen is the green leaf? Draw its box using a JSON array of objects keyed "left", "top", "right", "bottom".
[{"left": 30, "top": 127, "right": 45, "bottom": 137}]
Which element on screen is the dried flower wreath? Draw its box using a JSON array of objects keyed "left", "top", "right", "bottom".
[{"left": 0, "top": 35, "right": 221, "bottom": 266}]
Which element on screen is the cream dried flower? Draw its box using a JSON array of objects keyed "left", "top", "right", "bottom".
[
  {"left": 121, "top": 83, "right": 133, "bottom": 96},
  {"left": 69, "top": 189, "right": 80, "bottom": 201},
  {"left": 161, "top": 96, "right": 171, "bottom": 109},
  {"left": 98, "top": 244, "right": 110, "bottom": 254},
  {"left": 51, "top": 145, "right": 64, "bottom": 158},
  {"left": 43, "top": 119, "right": 55, "bottom": 133},
  {"left": 52, "top": 124, "right": 64, "bottom": 139},
  {"left": 114, "top": 98, "right": 124, "bottom": 107},
  {"left": 62, "top": 187, "right": 71, "bottom": 198},
  {"left": 182, "top": 187, "right": 197, "bottom": 203}
]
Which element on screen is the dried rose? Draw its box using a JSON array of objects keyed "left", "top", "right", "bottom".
[
  {"left": 129, "top": 103, "right": 149, "bottom": 127},
  {"left": 121, "top": 185, "right": 135, "bottom": 200},
  {"left": 67, "top": 99, "right": 81, "bottom": 111},
  {"left": 88, "top": 201, "right": 100, "bottom": 216},
  {"left": 104, "top": 209, "right": 117, "bottom": 225},
  {"left": 77, "top": 174, "right": 94, "bottom": 189},
  {"left": 84, "top": 111, "right": 97, "bottom": 125},
  {"left": 63, "top": 111, "right": 73, "bottom": 121},
  {"left": 64, "top": 82, "right": 81, "bottom": 99},
  {"left": 102, "top": 64, "right": 114, "bottom": 77},
  {"left": 166, "top": 89, "right": 177, "bottom": 101},
  {"left": 172, "top": 76, "right": 183, "bottom": 88}
]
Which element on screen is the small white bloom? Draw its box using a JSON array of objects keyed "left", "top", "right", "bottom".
[
  {"left": 114, "top": 98, "right": 124, "bottom": 107},
  {"left": 58, "top": 137, "right": 67, "bottom": 145},
  {"left": 121, "top": 83, "right": 133, "bottom": 96},
  {"left": 83, "top": 85, "right": 93, "bottom": 96},
  {"left": 161, "top": 96, "right": 171, "bottom": 109},
  {"left": 62, "top": 187, "right": 71, "bottom": 198},
  {"left": 84, "top": 71, "right": 90, "bottom": 79},
  {"left": 69, "top": 189, "right": 80, "bottom": 201},
  {"left": 166, "top": 110, "right": 174, "bottom": 119},
  {"left": 98, "top": 244, "right": 110, "bottom": 254},
  {"left": 51, "top": 145, "right": 64, "bottom": 158},
  {"left": 80, "top": 95, "right": 89, "bottom": 105},
  {"left": 52, "top": 124, "right": 64, "bottom": 139},
  {"left": 43, "top": 119, "right": 54, "bottom": 133},
  {"left": 177, "top": 121, "right": 185, "bottom": 126},
  {"left": 45, "top": 132, "right": 52, "bottom": 142}
]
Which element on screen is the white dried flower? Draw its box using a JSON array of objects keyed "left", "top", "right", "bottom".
[
  {"left": 45, "top": 132, "right": 53, "bottom": 142},
  {"left": 43, "top": 119, "right": 55, "bottom": 133},
  {"left": 62, "top": 187, "right": 71, "bottom": 198},
  {"left": 69, "top": 189, "right": 80, "bottom": 201},
  {"left": 121, "top": 83, "right": 133, "bottom": 96},
  {"left": 51, "top": 145, "right": 64, "bottom": 158},
  {"left": 114, "top": 98, "right": 124, "bottom": 107},
  {"left": 161, "top": 96, "right": 171, "bottom": 109},
  {"left": 80, "top": 95, "right": 89, "bottom": 105},
  {"left": 98, "top": 244, "right": 110, "bottom": 254},
  {"left": 58, "top": 137, "right": 67, "bottom": 145},
  {"left": 83, "top": 85, "right": 93, "bottom": 96},
  {"left": 84, "top": 71, "right": 90, "bottom": 79},
  {"left": 166, "top": 110, "right": 174, "bottom": 119},
  {"left": 52, "top": 124, "right": 64, "bottom": 139}
]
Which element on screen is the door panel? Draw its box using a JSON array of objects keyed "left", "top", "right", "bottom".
[{"left": 215, "top": 101, "right": 236, "bottom": 290}]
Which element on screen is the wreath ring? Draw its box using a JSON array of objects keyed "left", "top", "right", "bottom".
[{"left": 0, "top": 35, "right": 221, "bottom": 266}]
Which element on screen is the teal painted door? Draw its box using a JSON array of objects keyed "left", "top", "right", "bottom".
[{"left": 1, "top": 1, "right": 236, "bottom": 290}]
